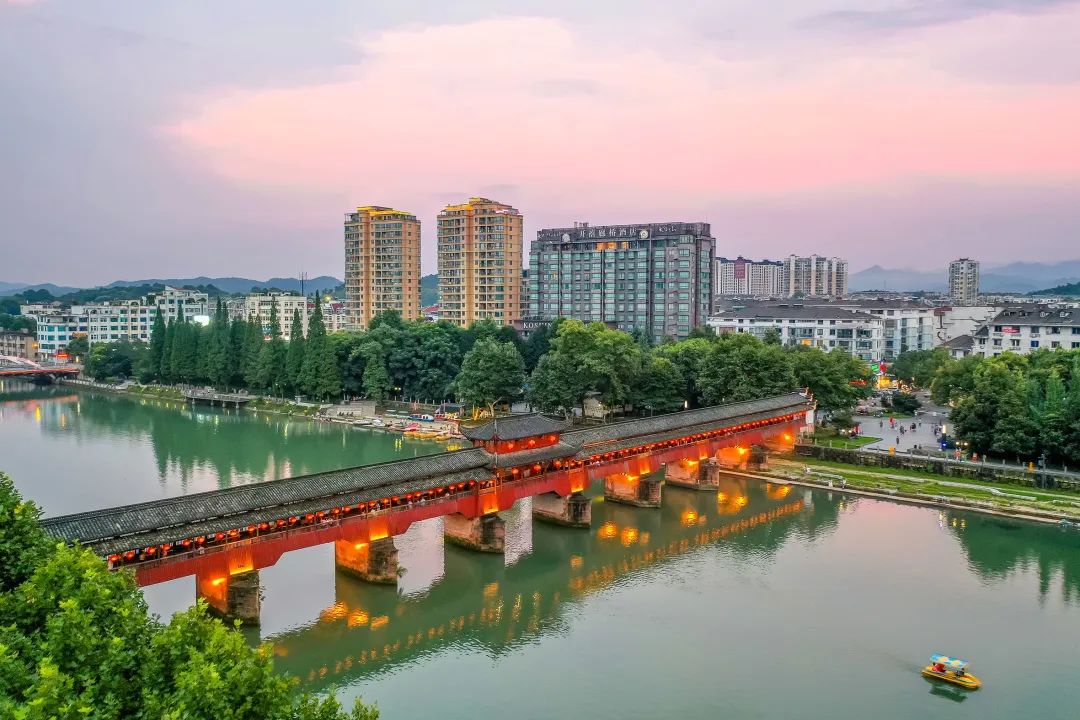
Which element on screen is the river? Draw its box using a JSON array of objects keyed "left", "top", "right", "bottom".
[{"left": 2, "top": 379, "right": 1079, "bottom": 719}]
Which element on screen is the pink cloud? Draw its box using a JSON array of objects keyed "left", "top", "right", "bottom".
[{"left": 162, "top": 11, "right": 1080, "bottom": 271}]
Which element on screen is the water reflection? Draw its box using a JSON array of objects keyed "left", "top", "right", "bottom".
[
  {"left": 267, "top": 481, "right": 839, "bottom": 692},
  {"left": 945, "top": 511, "right": 1080, "bottom": 605},
  {"left": 0, "top": 380, "right": 444, "bottom": 512}
]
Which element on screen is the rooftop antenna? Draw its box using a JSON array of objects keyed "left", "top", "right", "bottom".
[{"left": 299, "top": 271, "right": 308, "bottom": 297}]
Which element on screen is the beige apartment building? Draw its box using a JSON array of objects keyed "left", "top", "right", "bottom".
[
  {"left": 437, "top": 197, "right": 523, "bottom": 327},
  {"left": 344, "top": 206, "right": 422, "bottom": 329}
]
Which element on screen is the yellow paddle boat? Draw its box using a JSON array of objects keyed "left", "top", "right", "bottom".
[{"left": 922, "top": 654, "right": 981, "bottom": 690}]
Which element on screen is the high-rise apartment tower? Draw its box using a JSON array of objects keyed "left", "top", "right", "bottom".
[
  {"left": 344, "top": 206, "right": 421, "bottom": 329},
  {"left": 437, "top": 197, "right": 523, "bottom": 327},
  {"left": 948, "top": 258, "right": 980, "bottom": 306}
]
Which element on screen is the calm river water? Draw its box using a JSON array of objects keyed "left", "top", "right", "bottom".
[{"left": 2, "top": 379, "right": 1079, "bottom": 719}]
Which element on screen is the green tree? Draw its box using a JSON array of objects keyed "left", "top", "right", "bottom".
[
  {"left": 527, "top": 352, "right": 581, "bottom": 416},
  {"left": 697, "top": 332, "right": 796, "bottom": 405},
  {"left": 0, "top": 476, "right": 379, "bottom": 720},
  {"left": 654, "top": 338, "right": 713, "bottom": 408},
  {"left": 242, "top": 319, "right": 265, "bottom": 388},
  {"left": 631, "top": 356, "right": 686, "bottom": 414},
  {"left": 160, "top": 319, "right": 177, "bottom": 382},
  {"left": 790, "top": 347, "right": 871, "bottom": 414},
  {"left": 930, "top": 355, "right": 979, "bottom": 405},
  {"left": 144, "top": 308, "right": 167, "bottom": 382},
  {"left": 0, "top": 473, "right": 49, "bottom": 592},
  {"left": 254, "top": 302, "right": 287, "bottom": 394},
  {"left": 455, "top": 338, "right": 526, "bottom": 408},
  {"left": 889, "top": 348, "right": 950, "bottom": 387},
  {"left": 285, "top": 310, "right": 306, "bottom": 395},
  {"left": 65, "top": 336, "right": 89, "bottom": 363},
  {"left": 360, "top": 342, "right": 392, "bottom": 402},
  {"left": 299, "top": 302, "right": 341, "bottom": 401}
]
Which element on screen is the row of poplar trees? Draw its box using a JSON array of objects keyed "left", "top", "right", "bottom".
[{"left": 144, "top": 299, "right": 341, "bottom": 400}]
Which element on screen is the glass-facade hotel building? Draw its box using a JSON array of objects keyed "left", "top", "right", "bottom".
[{"left": 528, "top": 222, "right": 715, "bottom": 341}]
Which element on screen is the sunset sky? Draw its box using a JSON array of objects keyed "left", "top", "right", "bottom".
[{"left": 3, "top": 0, "right": 1079, "bottom": 286}]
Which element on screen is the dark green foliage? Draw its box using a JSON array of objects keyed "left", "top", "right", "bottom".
[
  {"left": 299, "top": 302, "right": 341, "bottom": 401},
  {"left": 0, "top": 474, "right": 378, "bottom": 719},
  {"left": 0, "top": 314, "right": 36, "bottom": 332},
  {"left": 889, "top": 348, "right": 950, "bottom": 387},
  {"left": 84, "top": 340, "right": 148, "bottom": 381},
  {"left": 697, "top": 333, "right": 796, "bottom": 405},
  {"left": 285, "top": 310, "right": 306, "bottom": 395},
  {"left": 631, "top": 356, "right": 686, "bottom": 413},
  {"left": 889, "top": 392, "right": 922, "bottom": 414},
  {"left": 455, "top": 338, "right": 526, "bottom": 408}
]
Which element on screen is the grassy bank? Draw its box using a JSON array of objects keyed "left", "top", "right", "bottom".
[
  {"left": 809, "top": 434, "right": 880, "bottom": 450},
  {"left": 76, "top": 381, "right": 321, "bottom": 418},
  {"left": 766, "top": 456, "right": 1080, "bottom": 523}
]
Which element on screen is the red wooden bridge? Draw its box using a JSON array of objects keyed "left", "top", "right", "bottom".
[
  {"left": 42, "top": 392, "right": 813, "bottom": 623},
  {"left": 0, "top": 356, "right": 80, "bottom": 380}
]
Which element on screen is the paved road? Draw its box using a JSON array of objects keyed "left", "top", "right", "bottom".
[{"left": 856, "top": 393, "right": 953, "bottom": 453}]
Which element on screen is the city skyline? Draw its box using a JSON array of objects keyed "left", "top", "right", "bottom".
[{"left": 3, "top": 1, "right": 1080, "bottom": 286}]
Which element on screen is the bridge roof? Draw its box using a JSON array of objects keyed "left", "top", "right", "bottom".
[
  {"left": 42, "top": 447, "right": 491, "bottom": 553},
  {"left": 42, "top": 393, "right": 812, "bottom": 553},
  {"left": 562, "top": 393, "right": 809, "bottom": 449},
  {"left": 461, "top": 413, "right": 572, "bottom": 441}
]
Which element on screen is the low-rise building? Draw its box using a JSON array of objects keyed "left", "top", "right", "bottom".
[
  {"left": 239, "top": 293, "right": 310, "bottom": 340},
  {"left": 146, "top": 286, "right": 210, "bottom": 322},
  {"left": 0, "top": 329, "right": 37, "bottom": 361},
  {"left": 32, "top": 314, "right": 84, "bottom": 358},
  {"left": 322, "top": 301, "right": 349, "bottom": 333},
  {"left": 942, "top": 334, "right": 975, "bottom": 359},
  {"left": 972, "top": 305, "right": 1080, "bottom": 356},
  {"left": 707, "top": 304, "right": 883, "bottom": 362},
  {"left": 932, "top": 305, "right": 1000, "bottom": 345}
]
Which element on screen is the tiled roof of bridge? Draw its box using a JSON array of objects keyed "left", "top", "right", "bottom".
[
  {"left": 460, "top": 413, "right": 572, "bottom": 441},
  {"left": 82, "top": 468, "right": 492, "bottom": 556},
  {"left": 41, "top": 447, "right": 491, "bottom": 547},
  {"left": 484, "top": 442, "right": 578, "bottom": 468},
  {"left": 561, "top": 393, "right": 809, "bottom": 448}
]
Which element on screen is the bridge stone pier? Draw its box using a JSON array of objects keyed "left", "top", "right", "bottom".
[
  {"left": 603, "top": 472, "right": 662, "bottom": 508},
  {"left": 444, "top": 513, "right": 506, "bottom": 553},
  {"left": 532, "top": 492, "right": 592, "bottom": 528},
  {"left": 664, "top": 457, "right": 722, "bottom": 490},
  {"left": 335, "top": 537, "right": 398, "bottom": 584},
  {"left": 42, "top": 392, "right": 814, "bottom": 627},
  {"left": 197, "top": 569, "right": 261, "bottom": 625}
]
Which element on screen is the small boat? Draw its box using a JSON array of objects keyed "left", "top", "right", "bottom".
[
  {"left": 352, "top": 419, "right": 372, "bottom": 427},
  {"left": 922, "top": 654, "right": 981, "bottom": 690}
]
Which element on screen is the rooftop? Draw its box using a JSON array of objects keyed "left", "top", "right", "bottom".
[
  {"left": 710, "top": 305, "right": 878, "bottom": 321},
  {"left": 461, "top": 413, "right": 573, "bottom": 441}
]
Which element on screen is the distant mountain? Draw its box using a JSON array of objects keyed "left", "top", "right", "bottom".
[
  {"left": 0, "top": 282, "right": 81, "bottom": 297},
  {"left": 105, "top": 276, "right": 342, "bottom": 294},
  {"left": 420, "top": 274, "right": 438, "bottom": 307},
  {"left": 850, "top": 260, "right": 1080, "bottom": 294},
  {"left": 1030, "top": 281, "right": 1080, "bottom": 296},
  {"left": 849, "top": 266, "right": 947, "bottom": 292}
]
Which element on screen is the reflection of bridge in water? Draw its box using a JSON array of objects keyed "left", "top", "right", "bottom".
[
  {"left": 269, "top": 479, "right": 842, "bottom": 691},
  {"left": 43, "top": 393, "right": 814, "bottom": 625}
]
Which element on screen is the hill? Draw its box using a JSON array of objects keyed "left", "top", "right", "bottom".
[
  {"left": 0, "top": 282, "right": 81, "bottom": 297},
  {"left": 1030, "top": 281, "right": 1080, "bottom": 296},
  {"left": 421, "top": 274, "right": 438, "bottom": 306},
  {"left": 105, "top": 276, "right": 341, "bottom": 295},
  {"left": 851, "top": 259, "right": 1080, "bottom": 293}
]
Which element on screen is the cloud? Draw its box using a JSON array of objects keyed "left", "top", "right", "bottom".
[{"left": 805, "top": 0, "right": 1077, "bottom": 31}]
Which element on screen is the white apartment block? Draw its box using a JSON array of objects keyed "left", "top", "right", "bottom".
[
  {"left": 715, "top": 257, "right": 783, "bottom": 296},
  {"left": 972, "top": 305, "right": 1080, "bottom": 357},
  {"left": 322, "top": 301, "right": 349, "bottom": 333},
  {"left": 241, "top": 293, "right": 310, "bottom": 341},
  {"left": 707, "top": 304, "right": 883, "bottom": 362},
  {"left": 147, "top": 286, "right": 209, "bottom": 322},
  {"left": 948, "top": 258, "right": 980, "bottom": 306},
  {"left": 827, "top": 299, "right": 934, "bottom": 359},
  {"left": 781, "top": 255, "right": 848, "bottom": 298},
  {"left": 932, "top": 305, "right": 999, "bottom": 345}
]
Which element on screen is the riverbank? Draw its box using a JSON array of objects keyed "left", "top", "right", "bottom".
[
  {"left": 762, "top": 456, "right": 1080, "bottom": 526},
  {"left": 60, "top": 378, "right": 322, "bottom": 418}
]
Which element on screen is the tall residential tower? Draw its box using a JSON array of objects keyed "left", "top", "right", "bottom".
[
  {"left": 948, "top": 258, "right": 980, "bottom": 306},
  {"left": 344, "top": 206, "right": 421, "bottom": 329},
  {"left": 437, "top": 197, "right": 523, "bottom": 327}
]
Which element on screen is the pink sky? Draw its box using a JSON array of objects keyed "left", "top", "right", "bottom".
[{"left": 3, "top": 1, "right": 1080, "bottom": 283}]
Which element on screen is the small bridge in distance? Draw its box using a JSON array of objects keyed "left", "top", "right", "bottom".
[{"left": 0, "top": 356, "right": 80, "bottom": 383}]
